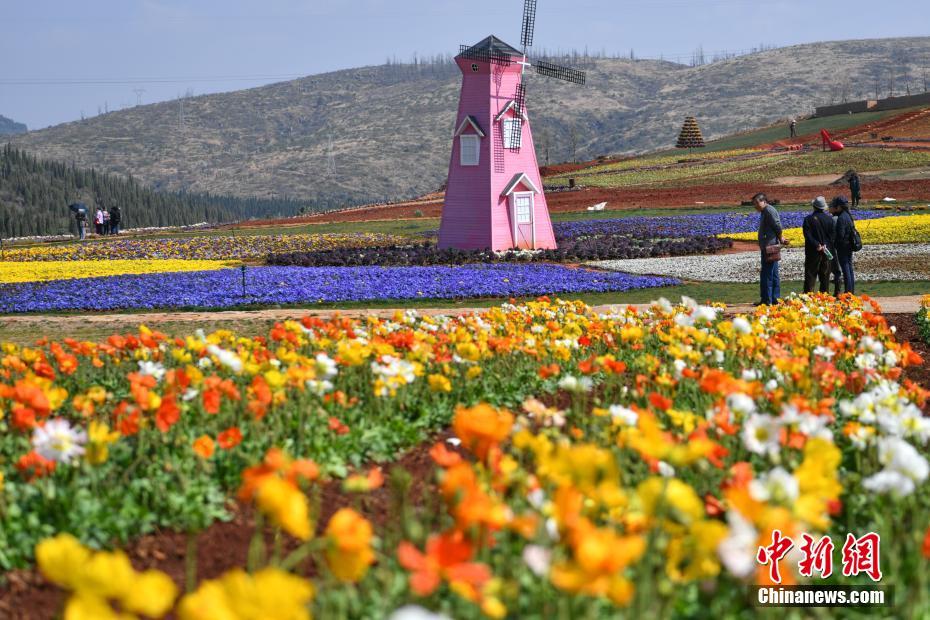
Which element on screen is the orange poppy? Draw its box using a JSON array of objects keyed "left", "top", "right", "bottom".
[
  {"left": 397, "top": 531, "right": 491, "bottom": 598},
  {"left": 193, "top": 435, "right": 215, "bottom": 459},
  {"left": 430, "top": 442, "right": 463, "bottom": 467}
]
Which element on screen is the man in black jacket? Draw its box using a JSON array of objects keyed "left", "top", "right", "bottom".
[
  {"left": 110, "top": 205, "right": 122, "bottom": 235},
  {"left": 802, "top": 196, "right": 834, "bottom": 293},
  {"left": 830, "top": 196, "right": 856, "bottom": 294}
]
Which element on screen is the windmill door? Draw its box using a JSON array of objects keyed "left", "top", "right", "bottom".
[{"left": 512, "top": 192, "right": 535, "bottom": 249}]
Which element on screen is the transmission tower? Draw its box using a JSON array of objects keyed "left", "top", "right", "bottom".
[
  {"left": 326, "top": 135, "right": 336, "bottom": 175},
  {"left": 132, "top": 88, "right": 146, "bottom": 106}
]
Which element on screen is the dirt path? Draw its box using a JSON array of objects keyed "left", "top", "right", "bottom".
[{"left": 0, "top": 296, "right": 922, "bottom": 331}]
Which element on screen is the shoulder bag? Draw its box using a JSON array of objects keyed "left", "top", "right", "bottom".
[{"left": 764, "top": 243, "right": 781, "bottom": 262}]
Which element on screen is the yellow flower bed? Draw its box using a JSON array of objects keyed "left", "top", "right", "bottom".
[
  {"left": 724, "top": 213, "right": 930, "bottom": 245},
  {"left": 0, "top": 259, "right": 238, "bottom": 284}
]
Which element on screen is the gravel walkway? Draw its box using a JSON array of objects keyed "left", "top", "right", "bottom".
[{"left": 590, "top": 244, "right": 930, "bottom": 282}]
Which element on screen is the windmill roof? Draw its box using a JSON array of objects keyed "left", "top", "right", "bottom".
[{"left": 462, "top": 35, "right": 524, "bottom": 58}]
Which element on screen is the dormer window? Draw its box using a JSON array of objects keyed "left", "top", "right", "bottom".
[
  {"left": 502, "top": 118, "right": 522, "bottom": 149},
  {"left": 453, "top": 116, "right": 486, "bottom": 167},
  {"left": 460, "top": 135, "right": 480, "bottom": 166}
]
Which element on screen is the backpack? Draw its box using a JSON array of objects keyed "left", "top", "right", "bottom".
[
  {"left": 851, "top": 224, "right": 863, "bottom": 252},
  {"left": 845, "top": 214, "right": 863, "bottom": 252}
]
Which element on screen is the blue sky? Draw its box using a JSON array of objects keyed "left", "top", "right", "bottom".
[{"left": 1, "top": 0, "right": 926, "bottom": 129}]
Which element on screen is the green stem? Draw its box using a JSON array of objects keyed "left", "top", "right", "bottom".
[
  {"left": 279, "top": 539, "right": 321, "bottom": 572},
  {"left": 185, "top": 532, "right": 198, "bottom": 592},
  {"left": 247, "top": 512, "right": 266, "bottom": 572}
]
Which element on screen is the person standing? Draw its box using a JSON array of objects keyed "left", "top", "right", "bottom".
[
  {"left": 789, "top": 118, "right": 797, "bottom": 138},
  {"left": 75, "top": 209, "right": 87, "bottom": 241},
  {"left": 848, "top": 170, "right": 862, "bottom": 208},
  {"left": 802, "top": 196, "right": 835, "bottom": 293},
  {"left": 94, "top": 207, "right": 104, "bottom": 235},
  {"left": 829, "top": 202, "right": 843, "bottom": 296},
  {"left": 110, "top": 205, "right": 121, "bottom": 235},
  {"left": 753, "top": 192, "right": 784, "bottom": 306},
  {"left": 830, "top": 196, "right": 857, "bottom": 294}
]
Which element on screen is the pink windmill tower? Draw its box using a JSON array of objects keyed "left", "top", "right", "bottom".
[{"left": 438, "top": 0, "right": 586, "bottom": 251}]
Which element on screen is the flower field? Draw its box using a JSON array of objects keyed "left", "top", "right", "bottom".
[
  {"left": 0, "top": 265, "right": 677, "bottom": 313},
  {"left": 269, "top": 233, "right": 731, "bottom": 268},
  {"left": 3, "top": 295, "right": 930, "bottom": 618},
  {"left": 550, "top": 148, "right": 930, "bottom": 189},
  {"left": 726, "top": 213, "right": 930, "bottom": 246},
  {"left": 0, "top": 260, "right": 238, "bottom": 284},
  {"left": 1, "top": 233, "right": 408, "bottom": 262},
  {"left": 556, "top": 209, "right": 907, "bottom": 239}
]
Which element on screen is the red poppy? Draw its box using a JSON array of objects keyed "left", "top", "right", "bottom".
[
  {"left": 155, "top": 395, "right": 181, "bottom": 432},
  {"left": 648, "top": 392, "right": 673, "bottom": 411},
  {"left": 218, "top": 427, "right": 243, "bottom": 450},
  {"left": 328, "top": 417, "right": 350, "bottom": 435},
  {"left": 16, "top": 451, "right": 56, "bottom": 480}
]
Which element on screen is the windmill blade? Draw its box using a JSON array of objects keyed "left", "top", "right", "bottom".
[
  {"left": 534, "top": 60, "right": 586, "bottom": 85},
  {"left": 520, "top": 0, "right": 537, "bottom": 50},
  {"left": 514, "top": 82, "right": 527, "bottom": 119},
  {"left": 509, "top": 82, "right": 527, "bottom": 150}
]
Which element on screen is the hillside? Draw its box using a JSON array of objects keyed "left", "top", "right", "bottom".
[
  {"left": 10, "top": 37, "right": 930, "bottom": 210},
  {"left": 0, "top": 145, "right": 309, "bottom": 238},
  {"left": 0, "top": 115, "right": 26, "bottom": 136}
]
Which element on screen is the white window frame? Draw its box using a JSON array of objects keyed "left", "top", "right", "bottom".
[
  {"left": 460, "top": 134, "right": 480, "bottom": 166},
  {"left": 509, "top": 191, "right": 535, "bottom": 248},
  {"left": 502, "top": 118, "right": 522, "bottom": 149}
]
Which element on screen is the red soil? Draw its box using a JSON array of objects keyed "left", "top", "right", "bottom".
[
  {"left": 539, "top": 157, "right": 618, "bottom": 176},
  {"left": 235, "top": 179, "right": 930, "bottom": 228},
  {"left": 886, "top": 314, "right": 930, "bottom": 416}
]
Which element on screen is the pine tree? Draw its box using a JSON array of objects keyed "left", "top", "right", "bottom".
[
  {"left": 676, "top": 116, "right": 706, "bottom": 149},
  {"left": 0, "top": 146, "right": 325, "bottom": 238}
]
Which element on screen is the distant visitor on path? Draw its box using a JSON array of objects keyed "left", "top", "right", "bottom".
[
  {"left": 848, "top": 170, "right": 862, "bottom": 208},
  {"left": 830, "top": 196, "right": 858, "bottom": 294},
  {"left": 789, "top": 118, "right": 797, "bottom": 138},
  {"left": 110, "top": 205, "right": 121, "bottom": 234},
  {"left": 94, "top": 207, "right": 104, "bottom": 235},
  {"left": 802, "top": 196, "right": 834, "bottom": 294},
  {"left": 102, "top": 209, "right": 110, "bottom": 235},
  {"left": 753, "top": 192, "right": 785, "bottom": 306},
  {"left": 74, "top": 208, "right": 87, "bottom": 241}
]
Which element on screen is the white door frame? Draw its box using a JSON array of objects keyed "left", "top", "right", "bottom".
[{"left": 509, "top": 191, "right": 536, "bottom": 249}]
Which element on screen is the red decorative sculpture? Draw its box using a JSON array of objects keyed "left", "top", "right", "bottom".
[{"left": 820, "top": 129, "right": 845, "bottom": 152}]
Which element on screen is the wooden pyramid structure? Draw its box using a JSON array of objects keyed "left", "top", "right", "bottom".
[{"left": 676, "top": 116, "right": 705, "bottom": 149}]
